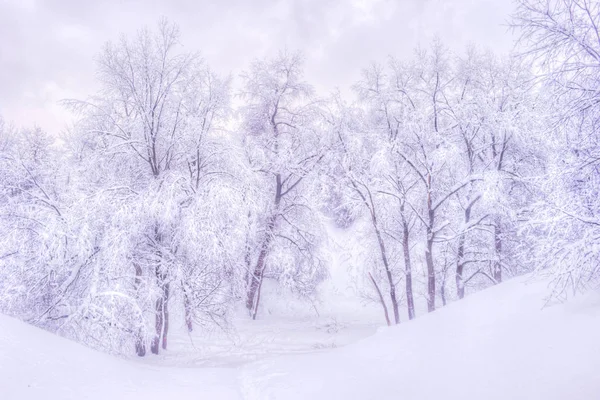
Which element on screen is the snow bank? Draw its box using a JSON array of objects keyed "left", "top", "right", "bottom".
[
  {"left": 0, "top": 316, "right": 241, "bottom": 399},
  {"left": 2, "top": 275, "right": 600, "bottom": 399},
  {"left": 239, "top": 275, "right": 600, "bottom": 400}
]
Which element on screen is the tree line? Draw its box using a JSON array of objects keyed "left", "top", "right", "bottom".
[{"left": 1, "top": 0, "right": 599, "bottom": 355}]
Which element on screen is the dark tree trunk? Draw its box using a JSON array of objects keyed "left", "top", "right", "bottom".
[{"left": 135, "top": 333, "right": 146, "bottom": 357}]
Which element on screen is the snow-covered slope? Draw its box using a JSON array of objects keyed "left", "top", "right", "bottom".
[
  {"left": 0, "top": 315, "right": 241, "bottom": 399},
  {"left": 240, "top": 275, "right": 600, "bottom": 399},
  {"left": 3, "top": 275, "right": 600, "bottom": 400}
]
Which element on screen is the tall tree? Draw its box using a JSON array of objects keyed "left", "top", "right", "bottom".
[
  {"left": 241, "top": 52, "right": 327, "bottom": 319},
  {"left": 512, "top": 0, "right": 600, "bottom": 298},
  {"left": 67, "top": 19, "right": 234, "bottom": 354}
]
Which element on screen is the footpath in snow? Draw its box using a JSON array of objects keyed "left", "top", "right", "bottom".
[{"left": 2, "top": 275, "right": 600, "bottom": 400}]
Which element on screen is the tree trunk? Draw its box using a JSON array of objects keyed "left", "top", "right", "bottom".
[
  {"left": 252, "top": 270, "right": 265, "bottom": 320},
  {"left": 151, "top": 226, "right": 169, "bottom": 355},
  {"left": 369, "top": 272, "right": 391, "bottom": 326},
  {"left": 440, "top": 270, "right": 447, "bottom": 307},
  {"left": 373, "top": 223, "right": 400, "bottom": 324},
  {"left": 401, "top": 214, "right": 415, "bottom": 320},
  {"left": 456, "top": 234, "right": 466, "bottom": 300},
  {"left": 183, "top": 288, "right": 193, "bottom": 332},
  {"left": 425, "top": 176, "right": 436, "bottom": 313},
  {"left": 492, "top": 133, "right": 506, "bottom": 284},
  {"left": 161, "top": 282, "right": 170, "bottom": 350},
  {"left": 425, "top": 232, "right": 436, "bottom": 312},
  {"left": 246, "top": 174, "right": 281, "bottom": 318},
  {"left": 135, "top": 332, "right": 146, "bottom": 357},
  {"left": 246, "top": 243, "right": 270, "bottom": 315},
  {"left": 456, "top": 196, "right": 480, "bottom": 299},
  {"left": 243, "top": 211, "right": 253, "bottom": 289},
  {"left": 354, "top": 180, "right": 399, "bottom": 325},
  {"left": 493, "top": 223, "right": 502, "bottom": 283},
  {"left": 133, "top": 263, "right": 146, "bottom": 357},
  {"left": 150, "top": 293, "right": 163, "bottom": 354},
  {"left": 150, "top": 280, "right": 169, "bottom": 354}
]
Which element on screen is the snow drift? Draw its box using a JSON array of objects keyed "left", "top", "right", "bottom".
[
  {"left": 0, "top": 314, "right": 240, "bottom": 399},
  {"left": 2, "top": 275, "right": 600, "bottom": 399}
]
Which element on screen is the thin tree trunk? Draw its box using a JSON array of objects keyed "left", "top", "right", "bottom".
[
  {"left": 252, "top": 270, "right": 265, "bottom": 320},
  {"left": 151, "top": 226, "right": 169, "bottom": 355},
  {"left": 493, "top": 223, "right": 502, "bottom": 283},
  {"left": 456, "top": 196, "right": 480, "bottom": 299},
  {"left": 425, "top": 175, "right": 436, "bottom": 313},
  {"left": 369, "top": 272, "right": 391, "bottom": 326},
  {"left": 243, "top": 211, "right": 253, "bottom": 289},
  {"left": 441, "top": 247, "right": 450, "bottom": 307},
  {"left": 150, "top": 280, "right": 169, "bottom": 354},
  {"left": 441, "top": 272, "right": 447, "bottom": 307},
  {"left": 401, "top": 213, "right": 415, "bottom": 320},
  {"left": 374, "top": 225, "right": 400, "bottom": 324},
  {"left": 183, "top": 284, "right": 193, "bottom": 332},
  {"left": 246, "top": 243, "right": 270, "bottom": 314},
  {"left": 456, "top": 233, "right": 466, "bottom": 299},
  {"left": 425, "top": 233, "right": 436, "bottom": 312},
  {"left": 162, "top": 282, "right": 169, "bottom": 350},
  {"left": 150, "top": 294, "right": 163, "bottom": 354},
  {"left": 492, "top": 133, "right": 506, "bottom": 284},
  {"left": 352, "top": 180, "right": 400, "bottom": 324},
  {"left": 246, "top": 174, "right": 281, "bottom": 318},
  {"left": 133, "top": 263, "right": 146, "bottom": 357}
]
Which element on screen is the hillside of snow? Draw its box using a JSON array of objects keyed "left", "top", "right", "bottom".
[
  {"left": 0, "top": 314, "right": 240, "bottom": 399},
  {"left": 2, "top": 275, "right": 600, "bottom": 400}
]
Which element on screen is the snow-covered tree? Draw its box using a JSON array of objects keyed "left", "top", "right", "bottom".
[
  {"left": 512, "top": 0, "right": 600, "bottom": 299},
  {"left": 64, "top": 19, "right": 242, "bottom": 355},
  {"left": 240, "top": 51, "right": 328, "bottom": 319},
  {"left": 330, "top": 41, "right": 541, "bottom": 324}
]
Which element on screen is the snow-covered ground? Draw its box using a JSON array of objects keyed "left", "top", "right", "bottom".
[
  {"left": 3, "top": 274, "right": 600, "bottom": 399},
  {"left": 0, "top": 311, "right": 240, "bottom": 400},
  {"left": 141, "top": 222, "right": 386, "bottom": 369},
  {"left": 145, "top": 305, "right": 381, "bottom": 368}
]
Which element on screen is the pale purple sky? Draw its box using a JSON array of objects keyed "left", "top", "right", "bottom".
[{"left": 0, "top": 0, "right": 516, "bottom": 133}]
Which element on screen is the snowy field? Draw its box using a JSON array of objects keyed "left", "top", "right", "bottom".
[{"left": 3, "top": 274, "right": 600, "bottom": 400}]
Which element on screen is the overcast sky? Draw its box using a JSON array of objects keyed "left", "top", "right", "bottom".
[{"left": 0, "top": 0, "right": 516, "bottom": 133}]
